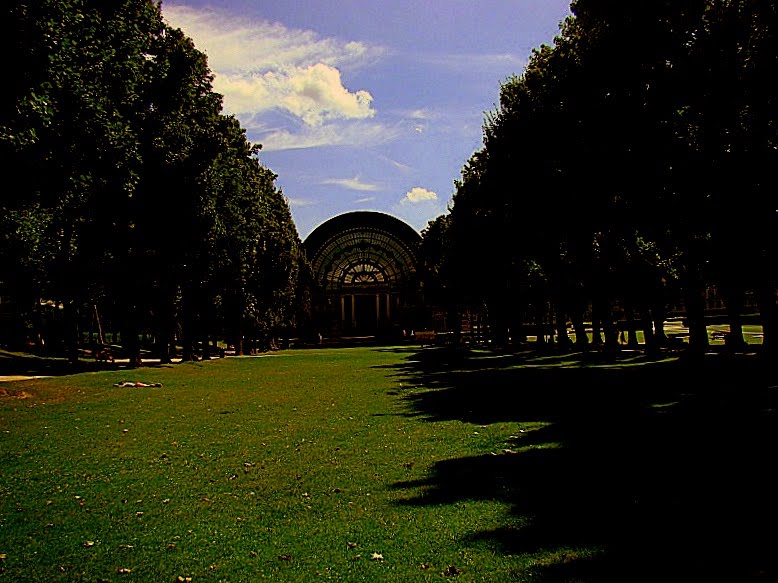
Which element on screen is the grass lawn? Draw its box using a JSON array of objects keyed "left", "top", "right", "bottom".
[{"left": 1, "top": 346, "right": 776, "bottom": 582}]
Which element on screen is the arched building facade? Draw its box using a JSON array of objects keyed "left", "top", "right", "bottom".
[{"left": 304, "top": 211, "right": 423, "bottom": 338}]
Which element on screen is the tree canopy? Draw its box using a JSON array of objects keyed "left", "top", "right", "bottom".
[
  {"left": 426, "top": 0, "right": 777, "bottom": 359},
  {"left": 1, "top": 0, "right": 306, "bottom": 362}
]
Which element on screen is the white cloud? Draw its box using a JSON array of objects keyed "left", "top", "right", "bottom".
[
  {"left": 396, "top": 187, "right": 444, "bottom": 230},
  {"left": 162, "top": 6, "right": 382, "bottom": 124},
  {"left": 256, "top": 121, "right": 402, "bottom": 151},
  {"left": 162, "top": 6, "right": 381, "bottom": 71},
  {"left": 420, "top": 52, "right": 526, "bottom": 71},
  {"left": 321, "top": 177, "right": 380, "bottom": 191},
  {"left": 408, "top": 108, "right": 435, "bottom": 120},
  {"left": 402, "top": 187, "right": 438, "bottom": 204},
  {"left": 219, "top": 64, "right": 374, "bottom": 125},
  {"left": 355, "top": 196, "right": 377, "bottom": 204},
  {"left": 285, "top": 64, "right": 374, "bottom": 125},
  {"left": 378, "top": 155, "right": 413, "bottom": 173},
  {"left": 286, "top": 197, "right": 317, "bottom": 208}
]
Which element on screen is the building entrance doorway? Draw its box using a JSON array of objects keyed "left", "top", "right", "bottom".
[{"left": 353, "top": 294, "right": 377, "bottom": 334}]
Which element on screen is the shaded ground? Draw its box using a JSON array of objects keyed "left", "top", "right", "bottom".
[
  {"left": 0, "top": 348, "right": 186, "bottom": 380},
  {"left": 383, "top": 347, "right": 777, "bottom": 582}
]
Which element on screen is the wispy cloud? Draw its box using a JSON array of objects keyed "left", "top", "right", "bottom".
[
  {"left": 378, "top": 155, "right": 413, "bottom": 173},
  {"left": 162, "top": 6, "right": 384, "bottom": 125},
  {"left": 256, "top": 121, "right": 402, "bottom": 151},
  {"left": 407, "top": 108, "right": 437, "bottom": 120},
  {"left": 354, "top": 196, "right": 377, "bottom": 204},
  {"left": 286, "top": 197, "right": 317, "bottom": 208},
  {"left": 321, "top": 177, "right": 380, "bottom": 191},
  {"left": 419, "top": 52, "right": 526, "bottom": 72},
  {"left": 162, "top": 6, "right": 383, "bottom": 71}
]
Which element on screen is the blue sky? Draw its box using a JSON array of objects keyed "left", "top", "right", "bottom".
[{"left": 160, "top": 1, "right": 572, "bottom": 240}]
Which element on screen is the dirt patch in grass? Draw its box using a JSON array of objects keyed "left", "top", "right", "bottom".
[{"left": 0, "top": 387, "right": 34, "bottom": 399}]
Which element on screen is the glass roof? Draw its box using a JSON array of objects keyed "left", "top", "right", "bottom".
[{"left": 310, "top": 226, "right": 418, "bottom": 292}]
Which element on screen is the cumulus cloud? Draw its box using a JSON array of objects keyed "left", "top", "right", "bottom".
[
  {"left": 162, "top": 6, "right": 381, "bottom": 125},
  {"left": 219, "top": 64, "right": 374, "bottom": 125},
  {"left": 321, "top": 177, "right": 380, "bottom": 191},
  {"left": 392, "top": 189, "right": 447, "bottom": 233},
  {"left": 402, "top": 187, "right": 438, "bottom": 204}
]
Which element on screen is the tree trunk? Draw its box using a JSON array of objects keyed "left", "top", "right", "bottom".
[
  {"left": 591, "top": 295, "right": 608, "bottom": 347},
  {"left": 723, "top": 283, "right": 746, "bottom": 350},
  {"left": 555, "top": 305, "right": 572, "bottom": 351},
  {"left": 641, "top": 309, "right": 657, "bottom": 354},
  {"left": 652, "top": 300, "right": 668, "bottom": 346},
  {"left": 756, "top": 283, "right": 776, "bottom": 360},
  {"left": 685, "top": 284, "right": 709, "bottom": 356},
  {"left": 64, "top": 299, "right": 80, "bottom": 366},
  {"left": 571, "top": 313, "right": 588, "bottom": 349},
  {"left": 625, "top": 303, "right": 639, "bottom": 349}
]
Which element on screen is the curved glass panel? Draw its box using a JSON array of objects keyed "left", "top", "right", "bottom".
[{"left": 305, "top": 212, "right": 421, "bottom": 293}]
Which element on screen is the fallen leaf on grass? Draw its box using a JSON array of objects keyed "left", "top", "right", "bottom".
[
  {"left": 443, "top": 565, "right": 462, "bottom": 576},
  {"left": 117, "top": 567, "right": 132, "bottom": 574},
  {"left": 83, "top": 541, "right": 95, "bottom": 548},
  {"left": 347, "top": 542, "right": 358, "bottom": 549},
  {"left": 177, "top": 577, "right": 192, "bottom": 582},
  {"left": 419, "top": 563, "right": 431, "bottom": 569},
  {"left": 370, "top": 553, "right": 384, "bottom": 561}
]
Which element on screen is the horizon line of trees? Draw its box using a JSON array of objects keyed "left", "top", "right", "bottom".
[
  {"left": 1, "top": 0, "right": 310, "bottom": 363},
  {"left": 420, "top": 0, "right": 777, "bottom": 358}
]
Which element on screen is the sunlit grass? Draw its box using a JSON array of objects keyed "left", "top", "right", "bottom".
[{"left": 0, "top": 348, "right": 591, "bottom": 582}]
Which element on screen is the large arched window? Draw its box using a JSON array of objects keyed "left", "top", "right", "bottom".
[{"left": 304, "top": 211, "right": 422, "bottom": 336}]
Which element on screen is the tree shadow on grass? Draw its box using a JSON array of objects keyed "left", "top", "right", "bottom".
[
  {"left": 385, "top": 347, "right": 777, "bottom": 582},
  {"left": 0, "top": 349, "right": 171, "bottom": 377}
]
